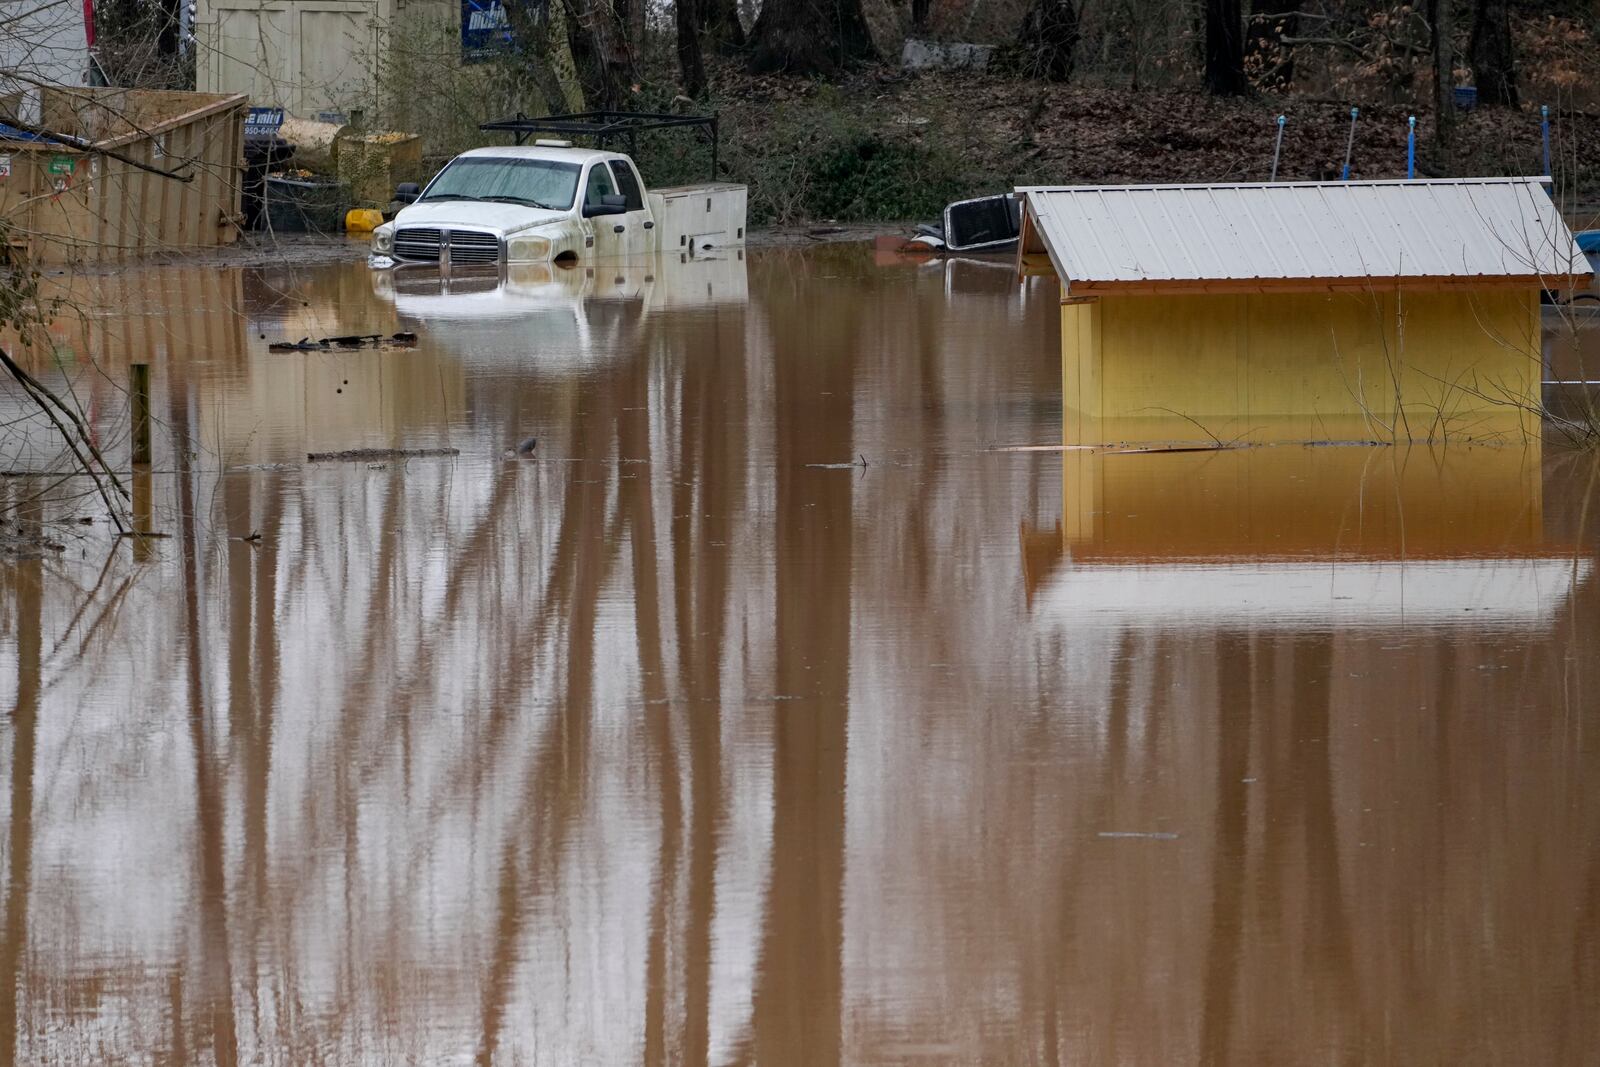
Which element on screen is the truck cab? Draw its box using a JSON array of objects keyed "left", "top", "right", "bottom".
[{"left": 369, "top": 142, "right": 747, "bottom": 268}]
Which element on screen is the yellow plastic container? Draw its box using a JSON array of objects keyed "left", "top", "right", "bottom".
[{"left": 345, "top": 208, "right": 384, "bottom": 234}]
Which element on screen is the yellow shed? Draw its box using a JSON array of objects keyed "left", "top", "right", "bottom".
[{"left": 1016, "top": 177, "right": 1587, "bottom": 445}]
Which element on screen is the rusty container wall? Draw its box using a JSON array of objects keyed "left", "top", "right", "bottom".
[{"left": 0, "top": 87, "right": 246, "bottom": 265}]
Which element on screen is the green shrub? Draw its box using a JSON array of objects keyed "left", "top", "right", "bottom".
[{"left": 804, "top": 133, "right": 963, "bottom": 221}]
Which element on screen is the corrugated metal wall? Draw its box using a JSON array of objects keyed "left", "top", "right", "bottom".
[{"left": 0, "top": 89, "right": 245, "bottom": 264}]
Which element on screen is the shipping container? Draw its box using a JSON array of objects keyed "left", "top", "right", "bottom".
[{"left": 0, "top": 87, "right": 247, "bottom": 265}]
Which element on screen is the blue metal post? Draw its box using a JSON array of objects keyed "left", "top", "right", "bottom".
[
  {"left": 1407, "top": 116, "right": 1416, "bottom": 179},
  {"left": 1271, "top": 115, "right": 1286, "bottom": 181},
  {"left": 1342, "top": 107, "right": 1358, "bottom": 181},
  {"left": 1542, "top": 104, "right": 1552, "bottom": 178}
]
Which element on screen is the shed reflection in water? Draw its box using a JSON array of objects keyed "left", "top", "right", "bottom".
[{"left": 0, "top": 249, "right": 1597, "bottom": 1065}]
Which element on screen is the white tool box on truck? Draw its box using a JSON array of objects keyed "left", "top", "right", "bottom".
[{"left": 649, "top": 183, "right": 748, "bottom": 255}]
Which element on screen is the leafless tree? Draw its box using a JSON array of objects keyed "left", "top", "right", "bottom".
[
  {"left": 747, "top": 0, "right": 878, "bottom": 74},
  {"left": 1018, "top": 0, "right": 1081, "bottom": 82},
  {"left": 1469, "top": 0, "right": 1518, "bottom": 107},
  {"left": 1206, "top": 0, "right": 1248, "bottom": 94}
]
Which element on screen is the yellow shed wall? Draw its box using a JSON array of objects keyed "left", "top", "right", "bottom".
[
  {"left": 1056, "top": 441, "right": 1544, "bottom": 557},
  {"left": 1061, "top": 288, "right": 1541, "bottom": 445}
]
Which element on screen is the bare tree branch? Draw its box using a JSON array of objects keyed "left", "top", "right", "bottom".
[{"left": 0, "top": 115, "right": 196, "bottom": 183}]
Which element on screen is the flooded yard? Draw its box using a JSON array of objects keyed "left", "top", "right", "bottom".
[{"left": 2, "top": 246, "right": 1599, "bottom": 1064}]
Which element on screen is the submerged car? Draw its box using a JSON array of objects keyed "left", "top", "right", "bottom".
[{"left": 908, "top": 193, "right": 1022, "bottom": 253}]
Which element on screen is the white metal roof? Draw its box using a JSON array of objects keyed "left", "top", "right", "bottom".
[{"left": 1017, "top": 177, "right": 1585, "bottom": 293}]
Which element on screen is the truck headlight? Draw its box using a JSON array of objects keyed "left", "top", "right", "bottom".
[
  {"left": 372, "top": 225, "right": 394, "bottom": 254},
  {"left": 508, "top": 234, "right": 552, "bottom": 262}
]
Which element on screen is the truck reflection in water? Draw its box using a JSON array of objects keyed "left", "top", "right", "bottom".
[{"left": 371, "top": 252, "right": 750, "bottom": 369}]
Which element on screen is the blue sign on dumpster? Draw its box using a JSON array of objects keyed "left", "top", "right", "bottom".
[{"left": 244, "top": 107, "right": 285, "bottom": 139}]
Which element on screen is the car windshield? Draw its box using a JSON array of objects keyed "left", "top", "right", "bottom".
[{"left": 420, "top": 157, "right": 580, "bottom": 210}]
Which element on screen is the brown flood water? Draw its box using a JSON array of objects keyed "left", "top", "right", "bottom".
[{"left": 2, "top": 246, "right": 1599, "bottom": 1065}]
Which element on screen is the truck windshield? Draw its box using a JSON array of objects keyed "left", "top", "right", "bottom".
[{"left": 420, "top": 157, "right": 581, "bottom": 210}]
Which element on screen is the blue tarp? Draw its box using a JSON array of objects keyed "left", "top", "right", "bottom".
[
  {"left": 1577, "top": 230, "right": 1600, "bottom": 254},
  {"left": 0, "top": 122, "right": 48, "bottom": 142}
]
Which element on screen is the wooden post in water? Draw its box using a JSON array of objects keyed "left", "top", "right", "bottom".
[
  {"left": 132, "top": 467, "right": 154, "bottom": 562},
  {"left": 130, "top": 363, "right": 151, "bottom": 465}
]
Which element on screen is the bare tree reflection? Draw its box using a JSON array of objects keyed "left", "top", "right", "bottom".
[
  {"left": 3, "top": 256, "right": 1600, "bottom": 1065},
  {"left": 0, "top": 561, "right": 39, "bottom": 1067},
  {"left": 174, "top": 384, "right": 240, "bottom": 1067}
]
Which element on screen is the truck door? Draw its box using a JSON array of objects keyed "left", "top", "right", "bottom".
[
  {"left": 583, "top": 162, "right": 648, "bottom": 260},
  {"left": 607, "top": 159, "right": 654, "bottom": 255}
]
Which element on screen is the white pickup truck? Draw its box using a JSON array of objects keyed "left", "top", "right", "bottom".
[{"left": 369, "top": 141, "right": 747, "bottom": 268}]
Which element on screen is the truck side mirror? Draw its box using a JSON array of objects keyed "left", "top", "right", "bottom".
[
  {"left": 583, "top": 194, "right": 628, "bottom": 218},
  {"left": 395, "top": 182, "right": 421, "bottom": 204}
]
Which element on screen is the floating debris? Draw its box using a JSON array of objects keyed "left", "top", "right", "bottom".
[
  {"left": 502, "top": 435, "right": 540, "bottom": 460},
  {"left": 1103, "top": 444, "right": 1251, "bottom": 455},
  {"left": 1097, "top": 831, "right": 1180, "bottom": 841},
  {"left": 0, "top": 520, "right": 66, "bottom": 558},
  {"left": 987, "top": 444, "right": 1098, "bottom": 452},
  {"left": 805, "top": 455, "right": 868, "bottom": 470},
  {"left": 306, "top": 447, "right": 459, "bottom": 462},
  {"left": 269, "top": 332, "right": 418, "bottom": 352}
]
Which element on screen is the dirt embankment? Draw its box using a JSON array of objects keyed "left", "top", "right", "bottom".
[{"left": 698, "top": 60, "right": 1600, "bottom": 224}]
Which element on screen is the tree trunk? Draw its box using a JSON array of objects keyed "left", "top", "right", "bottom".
[
  {"left": 1432, "top": 0, "right": 1454, "bottom": 149},
  {"left": 747, "top": 0, "right": 877, "bottom": 75},
  {"left": 568, "top": 0, "right": 634, "bottom": 109},
  {"left": 911, "top": 0, "right": 931, "bottom": 33},
  {"left": 621, "top": 0, "right": 645, "bottom": 66},
  {"left": 1246, "top": 0, "right": 1299, "bottom": 89},
  {"left": 156, "top": 0, "right": 181, "bottom": 54},
  {"left": 1469, "top": 0, "right": 1517, "bottom": 107},
  {"left": 1017, "top": 0, "right": 1079, "bottom": 82},
  {"left": 547, "top": 0, "right": 587, "bottom": 111},
  {"left": 1205, "top": 0, "right": 1247, "bottom": 95},
  {"left": 699, "top": 0, "right": 746, "bottom": 51},
  {"left": 676, "top": 0, "right": 708, "bottom": 96}
]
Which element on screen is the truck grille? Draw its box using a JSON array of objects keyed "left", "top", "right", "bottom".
[
  {"left": 447, "top": 230, "right": 500, "bottom": 265},
  {"left": 393, "top": 227, "right": 500, "bottom": 265},
  {"left": 394, "top": 227, "right": 441, "bottom": 261}
]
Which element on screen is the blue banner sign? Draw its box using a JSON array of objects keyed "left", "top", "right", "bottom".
[
  {"left": 462, "top": 0, "right": 546, "bottom": 61},
  {"left": 244, "top": 107, "right": 285, "bottom": 139},
  {"left": 462, "top": 0, "right": 514, "bottom": 62}
]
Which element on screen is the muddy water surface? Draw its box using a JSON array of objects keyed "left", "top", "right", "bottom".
[{"left": 1, "top": 247, "right": 1599, "bottom": 1065}]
